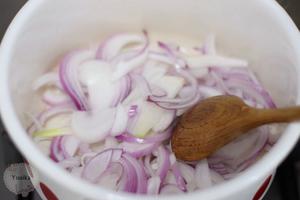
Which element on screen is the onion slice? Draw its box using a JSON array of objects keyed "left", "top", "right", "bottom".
[
  {"left": 33, "top": 72, "right": 61, "bottom": 91},
  {"left": 82, "top": 148, "right": 123, "bottom": 183},
  {"left": 59, "top": 50, "right": 94, "bottom": 110},
  {"left": 195, "top": 159, "right": 212, "bottom": 189},
  {"left": 116, "top": 128, "right": 172, "bottom": 144},
  {"left": 147, "top": 176, "right": 161, "bottom": 195},
  {"left": 97, "top": 33, "right": 146, "bottom": 60},
  {"left": 122, "top": 153, "right": 147, "bottom": 193},
  {"left": 111, "top": 32, "right": 149, "bottom": 81},
  {"left": 71, "top": 108, "right": 116, "bottom": 143}
]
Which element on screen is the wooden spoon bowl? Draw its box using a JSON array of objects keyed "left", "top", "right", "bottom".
[{"left": 171, "top": 95, "right": 300, "bottom": 161}]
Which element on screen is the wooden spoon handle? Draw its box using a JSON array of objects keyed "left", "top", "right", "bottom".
[{"left": 252, "top": 106, "right": 300, "bottom": 125}]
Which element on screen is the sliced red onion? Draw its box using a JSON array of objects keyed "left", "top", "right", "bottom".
[
  {"left": 26, "top": 112, "right": 43, "bottom": 134},
  {"left": 210, "top": 170, "right": 225, "bottom": 184},
  {"left": 210, "top": 71, "right": 231, "bottom": 93},
  {"left": 124, "top": 75, "right": 133, "bottom": 99},
  {"left": 208, "top": 162, "right": 235, "bottom": 177},
  {"left": 195, "top": 159, "right": 212, "bottom": 189},
  {"left": 133, "top": 74, "right": 168, "bottom": 99},
  {"left": 210, "top": 133, "right": 260, "bottom": 162},
  {"left": 82, "top": 148, "right": 123, "bottom": 183},
  {"left": 116, "top": 133, "right": 147, "bottom": 144},
  {"left": 79, "top": 143, "right": 92, "bottom": 155},
  {"left": 177, "top": 162, "right": 196, "bottom": 191},
  {"left": 178, "top": 86, "right": 194, "bottom": 99},
  {"left": 128, "top": 105, "right": 138, "bottom": 118},
  {"left": 160, "top": 184, "right": 184, "bottom": 194},
  {"left": 81, "top": 152, "right": 97, "bottom": 165},
  {"left": 148, "top": 69, "right": 198, "bottom": 110},
  {"left": 39, "top": 104, "right": 74, "bottom": 127},
  {"left": 157, "top": 41, "right": 186, "bottom": 68},
  {"left": 171, "top": 163, "right": 187, "bottom": 192},
  {"left": 148, "top": 51, "right": 174, "bottom": 65},
  {"left": 177, "top": 163, "right": 195, "bottom": 182},
  {"left": 152, "top": 75, "right": 185, "bottom": 99},
  {"left": 84, "top": 61, "right": 123, "bottom": 111},
  {"left": 122, "top": 74, "right": 164, "bottom": 106},
  {"left": 59, "top": 50, "right": 94, "bottom": 110},
  {"left": 96, "top": 33, "right": 146, "bottom": 60},
  {"left": 118, "top": 157, "right": 138, "bottom": 193},
  {"left": 120, "top": 142, "right": 159, "bottom": 158},
  {"left": 158, "top": 42, "right": 177, "bottom": 58},
  {"left": 117, "top": 127, "right": 172, "bottom": 144},
  {"left": 125, "top": 106, "right": 141, "bottom": 136},
  {"left": 71, "top": 108, "right": 116, "bottom": 143},
  {"left": 50, "top": 137, "right": 64, "bottom": 162},
  {"left": 201, "top": 34, "right": 216, "bottom": 55},
  {"left": 58, "top": 157, "right": 81, "bottom": 169},
  {"left": 112, "top": 33, "right": 149, "bottom": 81},
  {"left": 142, "top": 61, "right": 169, "bottom": 83},
  {"left": 209, "top": 160, "right": 234, "bottom": 174},
  {"left": 198, "top": 85, "right": 224, "bottom": 98},
  {"left": 143, "top": 158, "right": 152, "bottom": 176},
  {"left": 122, "top": 153, "right": 147, "bottom": 193},
  {"left": 235, "top": 129, "right": 269, "bottom": 172},
  {"left": 164, "top": 171, "right": 177, "bottom": 185},
  {"left": 209, "top": 67, "right": 276, "bottom": 108},
  {"left": 127, "top": 100, "right": 169, "bottom": 137},
  {"left": 42, "top": 88, "right": 71, "bottom": 106},
  {"left": 122, "top": 85, "right": 143, "bottom": 106},
  {"left": 154, "top": 92, "right": 201, "bottom": 110},
  {"left": 212, "top": 127, "right": 269, "bottom": 172},
  {"left": 130, "top": 74, "right": 152, "bottom": 98},
  {"left": 33, "top": 72, "right": 62, "bottom": 91},
  {"left": 104, "top": 137, "right": 119, "bottom": 149},
  {"left": 187, "top": 55, "right": 248, "bottom": 69},
  {"left": 189, "top": 68, "right": 209, "bottom": 78},
  {"left": 78, "top": 60, "right": 110, "bottom": 86},
  {"left": 157, "top": 146, "right": 171, "bottom": 183},
  {"left": 151, "top": 86, "right": 168, "bottom": 98},
  {"left": 153, "top": 110, "right": 176, "bottom": 132},
  {"left": 210, "top": 67, "right": 261, "bottom": 85},
  {"left": 111, "top": 105, "right": 129, "bottom": 136},
  {"left": 82, "top": 150, "right": 112, "bottom": 182},
  {"left": 219, "top": 174, "right": 236, "bottom": 181},
  {"left": 169, "top": 153, "right": 177, "bottom": 166},
  {"left": 224, "top": 77, "right": 276, "bottom": 108},
  {"left": 268, "top": 124, "right": 283, "bottom": 145},
  {"left": 147, "top": 176, "right": 161, "bottom": 195},
  {"left": 61, "top": 136, "right": 81, "bottom": 158},
  {"left": 96, "top": 162, "right": 124, "bottom": 190},
  {"left": 111, "top": 75, "right": 132, "bottom": 107},
  {"left": 210, "top": 165, "right": 230, "bottom": 175},
  {"left": 71, "top": 166, "right": 84, "bottom": 177}
]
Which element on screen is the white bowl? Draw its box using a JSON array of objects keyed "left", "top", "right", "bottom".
[{"left": 1, "top": 0, "right": 300, "bottom": 200}]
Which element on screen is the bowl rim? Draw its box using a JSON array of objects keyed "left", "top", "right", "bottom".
[{"left": 1, "top": 0, "right": 300, "bottom": 199}]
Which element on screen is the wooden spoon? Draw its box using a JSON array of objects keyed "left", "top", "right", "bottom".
[{"left": 171, "top": 95, "right": 300, "bottom": 161}]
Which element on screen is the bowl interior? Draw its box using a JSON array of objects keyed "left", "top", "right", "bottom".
[{"left": 2, "top": 0, "right": 300, "bottom": 198}]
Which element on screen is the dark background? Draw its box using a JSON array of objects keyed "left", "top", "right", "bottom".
[{"left": 0, "top": 0, "right": 300, "bottom": 199}]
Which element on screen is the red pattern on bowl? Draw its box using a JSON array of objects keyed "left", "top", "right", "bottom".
[
  {"left": 252, "top": 175, "right": 272, "bottom": 200},
  {"left": 40, "top": 183, "right": 58, "bottom": 200}
]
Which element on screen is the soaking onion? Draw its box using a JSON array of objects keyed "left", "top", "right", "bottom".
[{"left": 30, "top": 31, "right": 277, "bottom": 195}]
